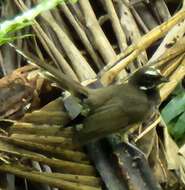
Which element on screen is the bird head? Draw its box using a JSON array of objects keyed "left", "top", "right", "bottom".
[{"left": 129, "top": 66, "right": 169, "bottom": 90}]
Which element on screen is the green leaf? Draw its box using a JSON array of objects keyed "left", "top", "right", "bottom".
[
  {"left": 161, "top": 91, "right": 185, "bottom": 124},
  {"left": 167, "top": 118, "right": 177, "bottom": 134},
  {"left": 171, "top": 112, "right": 185, "bottom": 141},
  {"left": 0, "top": 34, "right": 33, "bottom": 46},
  {"left": 0, "top": 0, "right": 78, "bottom": 46},
  {"left": 172, "top": 83, "right": 185, "bottom": 96}
]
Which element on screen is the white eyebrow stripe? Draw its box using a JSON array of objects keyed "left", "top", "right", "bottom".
[{"left": 145, "top": 70, "right": 159, "bottom": 75}]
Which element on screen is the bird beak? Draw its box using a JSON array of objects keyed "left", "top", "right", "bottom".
[{"left": 160, "top": 76, "right": 169, "bottom": 83}]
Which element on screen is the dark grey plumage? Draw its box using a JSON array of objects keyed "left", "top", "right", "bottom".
[
  {"left": 32, "top": 57, "right": 168, "bottom": 145},
  {"left": 73, "top": 66, "right": 168, "bottom": 145}
]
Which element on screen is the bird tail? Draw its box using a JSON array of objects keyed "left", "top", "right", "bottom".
[{"left": 9, "top": 43, "right": 89, "bottom": 98}]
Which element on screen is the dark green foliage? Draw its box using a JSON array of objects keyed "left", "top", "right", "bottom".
[{"left": 162, "top": 84, "right": 185, "bottom": 141}]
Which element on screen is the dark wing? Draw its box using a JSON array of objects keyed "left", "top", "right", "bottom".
[
  {"left": 74, "top": 84, "right": 150, "bottom": 145},
  {"left": 73, "top": 100, "right": 129, "bottom": 145}
]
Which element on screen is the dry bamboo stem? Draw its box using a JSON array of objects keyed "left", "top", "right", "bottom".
[
  {"left": 0, "top": 140, "right": 96, "bottom": 175},
  {"left": 10, "top": 134, "right": 73, "bottom": 145},
  {"left": 135, "top": 117, "right": 161, "bottom": 142},
  {"left": 0, "top": 164, "right": 101, "bottom": 190},
  {"left": 31, "top": 23, "right": 78, "bottom": 80},
  {"left": 160, "top": 58, "right": 185, "bottom": 101},
  {"left": 162, "top": 54, "right": 185, "bottom": 77},
  {"left": 42, "top": 172, "right": 101, "bottom": 187},
  {"left": 0, "top": 136, "right": 87, "bottom": 163},
  {"left": 101, "top": 9, "right": 185, "bottom": 85},
  {"left": 117, "top": 0, "right": 148, "bottom": 67},
  {"left": 79, "top": 0, "right": 116, "bottom": 63},
  {"left": 10, "top": 133, "right": 79, "bottom": 150},
  {"left": 60, "top": 4, "right": 104, "bottom": 70},
  {"left": 9, "top": 122, "right": 73, "bottom": 137},
  {"left": 132, "top": 2, "right": 158, "bottom": 30},
  {"left": 38, "top": 17, "right": 66, "bottom": 55},
  {"left": 129, "top": 4, "right": 150, "bottom": 33},
  {"left": 40, "top": 10, "right": 96, "bottom": 81},
  {"left": 68, "top": 2, "right": 84, "bottom": 22},
  {"left": 15, "top": 0, "right": 78, "bottom": 80},
  {"left": 150, "top": 0, "right": 171, "bottom": 22},
  {"left": 103, "top": 0, "right": 127, "bottom": 52},
  {"left": 51, "top": 8, "right": 74, "bottom": 41},
  {"left": 150, "top": 13, "right": 185, "bottom": 61},
  {"left": 21, "top": 111, "right": 70, "bottom": 125},
  {"left": 151, "top": 40, "right": 185, "bottom": 68}
]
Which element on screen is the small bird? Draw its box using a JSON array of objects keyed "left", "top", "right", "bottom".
[
  {"left": 19, "top": 53, "right": 168, "bottom": 145},
  {"left": 71, "top": 66, "right": 169, "bottom": 145}
]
